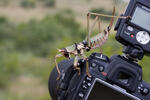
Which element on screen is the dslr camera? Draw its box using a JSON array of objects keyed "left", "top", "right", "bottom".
[{"left": 49, "top": 0, "right": 150, "bottom": 100}]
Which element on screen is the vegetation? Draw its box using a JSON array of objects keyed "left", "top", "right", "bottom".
[
  {"left": 0, "top": 0, "right": 56, "bottom": 8},
  {"left": 0, "top": 0, "right": 10, "bottom": 6},
  {"left": 41, "top": 0, "right": 55, "bottom": 7},
  {"left": 21, "top": 0, "right": 36, "bottom": 8},
  {"left": 0, "top": 10, "right": 84, "bottom": 99},
  {"left": 0, "top": 0, "right": 150, "bottom": 100},
  {"left": 20, "top": 0, "right": 56, "bottom": 8}
]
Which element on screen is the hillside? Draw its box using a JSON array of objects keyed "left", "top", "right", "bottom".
[{"left": 0, "top": 0, "right": 127, "bottom": 23}]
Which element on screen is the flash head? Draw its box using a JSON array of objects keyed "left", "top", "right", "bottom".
[{"left": 115, "top": 0, "right": 150, "bottom": 55}]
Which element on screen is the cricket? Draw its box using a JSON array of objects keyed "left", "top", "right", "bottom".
[{"left": 54, "top": 7, "right": 130, "bottom": 80}]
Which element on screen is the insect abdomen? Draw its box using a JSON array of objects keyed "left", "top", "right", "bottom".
[{"left": 90, "top": 32, "right": 108, "bottom": 48}]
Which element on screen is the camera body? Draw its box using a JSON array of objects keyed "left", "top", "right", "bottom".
[
  {"left": 49, "top": 53, "right": 150, "bottom": 100},
  {"left": 49, "top": 0, "right": 150, "bottom": 99}
]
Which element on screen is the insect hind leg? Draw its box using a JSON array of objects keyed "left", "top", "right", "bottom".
[
  {"left": 74, "top": 55, "right": 81, "bottom": 75},
  {"left": 82, "top": 54, "right": 91, "bottom": 78},
  {"left": 54, "top": 54, "right": 63, "bottom": 80}
]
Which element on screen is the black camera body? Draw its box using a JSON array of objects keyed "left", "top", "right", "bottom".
[
  {"left": 49, "top": 53, "right": 150, "bottom": 100},
  {"left": 49, "top": 0, "right": 150, "bottom": 99}
]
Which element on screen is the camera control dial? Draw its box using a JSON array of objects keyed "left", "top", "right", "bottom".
[{"left": 136, "top": 31, "right": 150, "bottom": 45}]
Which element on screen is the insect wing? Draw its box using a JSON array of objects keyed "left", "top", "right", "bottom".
[{"left": 66, "top": 44, "right": 76, "bottom": 52}]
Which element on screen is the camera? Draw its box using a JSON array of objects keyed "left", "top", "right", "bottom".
[{"left": 49, "top": 0, "right": 150, "bottom": 100}]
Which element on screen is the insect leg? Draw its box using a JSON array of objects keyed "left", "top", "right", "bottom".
[
  {"left": 98, "top": 17, "right": 101, "bottom": 33},
  {"left": 97, "top": 39, "right": 103, "bottom": 53},
  {"left": 55, "top": 53, "right": 63, "bottom": 80},
  {"left": 87, "top": 13, "right": 90, "bottom": 39},
  {"left": 82, "top": 54, "right": 91, "bottom": 78},
  {"left": 74, "top": 55, "right": 81, "bottom": 75},
  {"left": 87, "top": 15, "right": 99, "bottom": 47},
  {"left": 108, "top": 7, "right": 116, "bottom": 31}
]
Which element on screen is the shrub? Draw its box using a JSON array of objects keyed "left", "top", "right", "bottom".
[
  {"left": 20, "top": 0, "right": 36, "bottom": 8},
  {"left": 38, "top": 0, "right": 55, "bottom": 8},
  {"left": 0, "top": 46, "right": 20, "bottom": 88},
  {"left": 0, "top": 16, "right": 16, "bottom": 41},
  {"left": 0, "top": 0, "right": 10, "bottom": 6},
  {"left": 43, "top": 0, "right": 55, "bottom": 7},
  {"left": 0, "top": 16, "right": 7, "bottom": 23}
]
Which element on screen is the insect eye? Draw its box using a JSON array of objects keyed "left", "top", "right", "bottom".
[{"left": 82, "top": 41, "right": 88, "bottom": 46}]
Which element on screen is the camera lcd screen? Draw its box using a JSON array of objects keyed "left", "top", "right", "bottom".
[
  {"left": 131, "top": 6, "right": 150, "bottom": 31},
  {"left": 87, "top": 79, "right": 140, "bottom": 100}
]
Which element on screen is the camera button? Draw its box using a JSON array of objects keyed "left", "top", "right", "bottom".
[
  {"left": 82, "top": 80, "right": 86, "bottom": 84},
  {"left": 85, "top": 76, "right": 92, "bottom": 82},
  {"left": 141, "top": 87, "right": 149, "bottom": 95},
  {"left": 87, "top": 83, "right": 92, "bottom": 87},
  {"left": 138, "top": 86, "right": 141, "bottom": 90},
  {"left": 91, "top": 62, "right": 97, "bottom": 68},
  {"left": 98, "top": 66, "right": 104, "bottom": 72},
  {"left": 127, "top": 26, "right": 134, "bottom": 31},
  {"left": 78, "top": 92, "right": 84, "bottom": 98},
  {"left": 130, "top": 34, "right": 134, "bottom": 38},
  {"left": 82, "top": 84, "right": 88, "bottom": 89}
]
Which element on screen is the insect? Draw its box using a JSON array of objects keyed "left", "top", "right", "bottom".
[{"left": 54, "top": 7, "right": 131, "bottom": 80}]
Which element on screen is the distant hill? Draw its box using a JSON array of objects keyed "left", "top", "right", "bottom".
[{"left": 0, "top": 0, "right": 127, "bottom": 24}]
